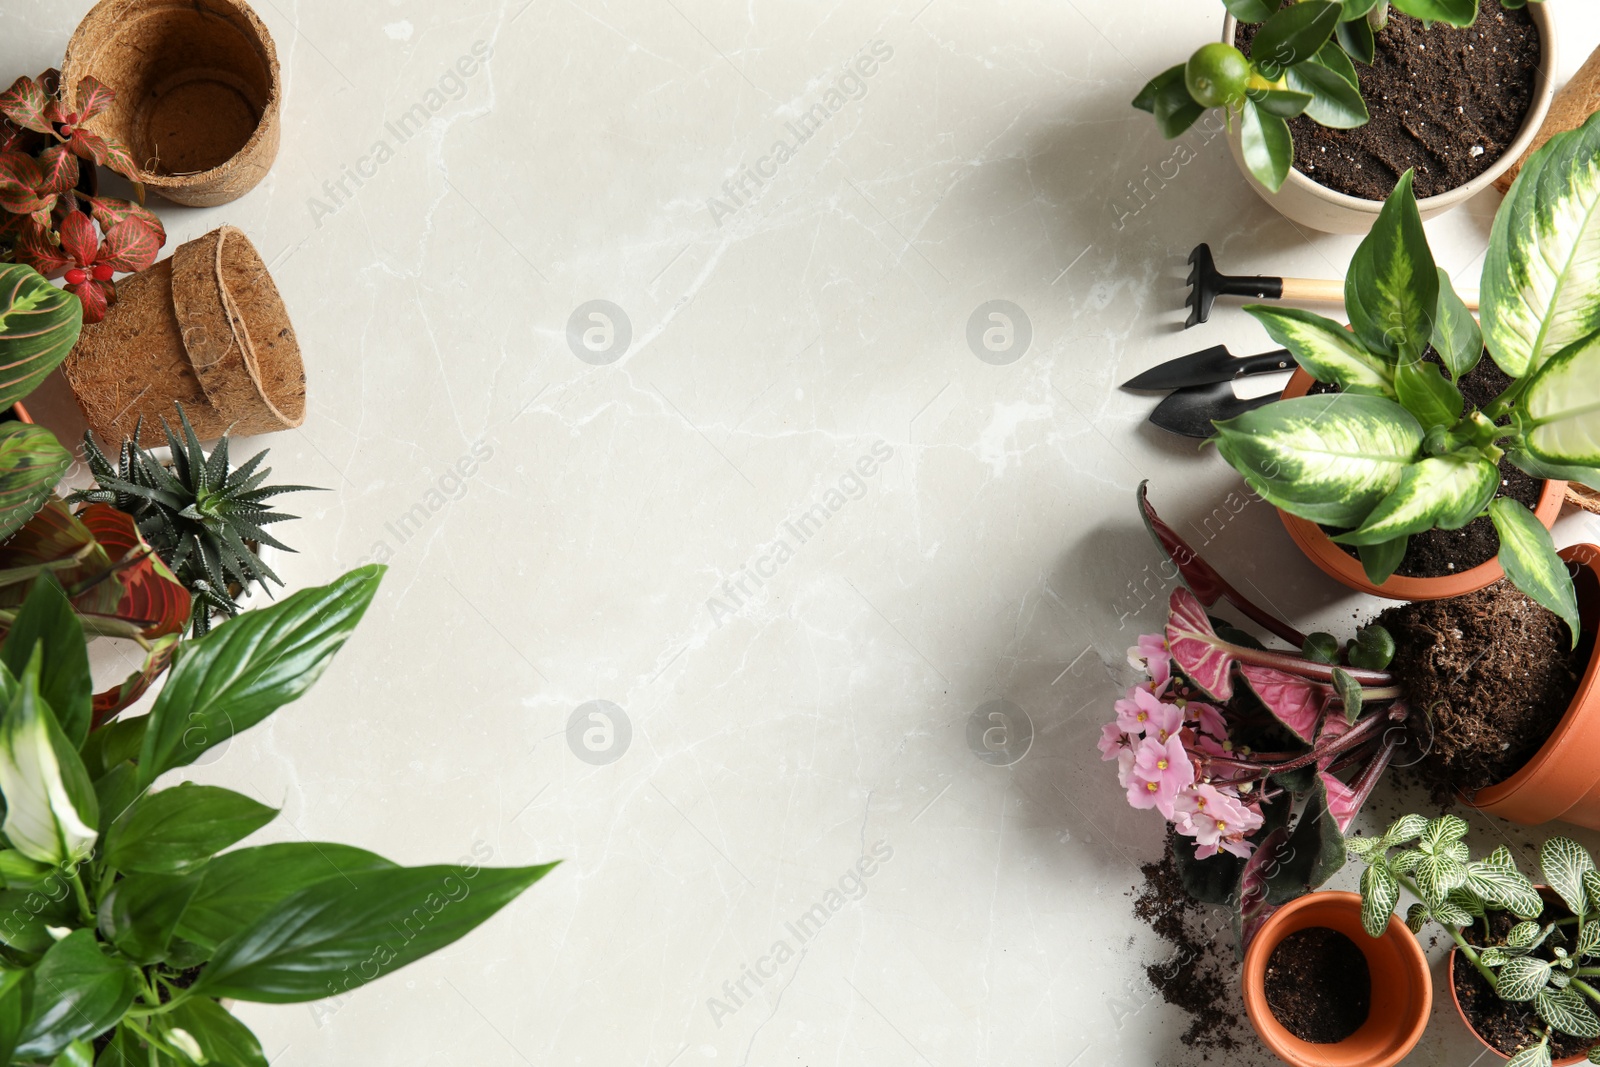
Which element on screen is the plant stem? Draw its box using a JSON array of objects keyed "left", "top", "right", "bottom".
[
  {"left": 67, "top": 867, "right": 93, "bottom": 924},
  {"left": 1572, "top": 978, "right": 1600, "bottom": 1006},
  {"left": 1360, "top": 686, "right": 1404, "bottom": 702},
  {"left": 1203, "top": 708, "right": 1392, "bottom": 784},
  {"left": 1209, "top": 639, "right": 1393, "bottom": 687}
]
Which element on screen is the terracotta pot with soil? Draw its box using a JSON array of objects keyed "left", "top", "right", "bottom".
[
  {"left": 1276, "top": 367, "right": 1565, "bottom": 601},
  {"left": 1223, "top": 6, "right": 1556, "bottom": 233},
  {"left": 1242, "top": 891, "right": 1429, "bottom": 1067},
  {"left": 61, "top": 0, "right": 281, "bottom": 207},
  {"left": 61, "top": 225, "right": 306, "bottom": 446}
]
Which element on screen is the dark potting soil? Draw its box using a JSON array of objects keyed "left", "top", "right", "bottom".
[
  {"left": 1133, "top": 841, "right": 1249, "bottom": 1055},
  {"left": 1312, "top": 356, "right": 1544, "bottom": 578},
  {"left": 1236, "top": 8, "right": 1539, "bottom": 200},
  {"left": 1456, "top": 906, "right": 1596, "bottom": 1060},
  {"left": 1380, "top": 579, "right": 1587, "bottom": 804},
  {"left": 1263, "top": 927, "right": 1371, "bottom": 1043}
]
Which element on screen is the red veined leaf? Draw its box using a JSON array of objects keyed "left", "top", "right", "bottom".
[
  {"left": 77, "top": 503, "right": 191, "bottom": 638},
  {"left": 74, "top": 76, "right": 115, "bottom": 123},
  {"left": 68, "top": 278, "right": 111, "bottom": 324},
  {"left": 1321, "top": 772, "right": 1359, "bottom": 833},
  {"left": 92, "top": 634, "right": 180, "bottom": 729},
  {"left": 70, "top": 129, "right": 140, "bottom": 185},
  {"left": 1167, "top": 587, "right": 1238, "bottom": 701},
  {"left": 57, "top": 210, "right": 97, "bottom": 265},
  {"left": 35, "top": 143, "right": 78, "bottom": 197},
  {"left": 88, "top": 197, "right": 164, "bottom": 248},
  {"left": 0, "top": 498, "right": 121, "bottom": 616},
  {"left": 1237, "top": 663, "right": 1329, "bottom": 744},
  {"left": 0, "top": 77, "right": 51, "bottom": 135},
  {"left": 10, "top": 223, "right": 71, "bottom": 275},
  {"left": 1238, "top": 826, "right": 1288, "bottom": 951},
  {"left": 100, "top": 219, "right": 159, "bottom": 273},
  {"left": 0, "top": 152, "right": 47, "bottom": 206}
]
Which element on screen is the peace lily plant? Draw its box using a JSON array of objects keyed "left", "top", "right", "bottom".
[
  {"left": 0, "top": 567, "right": 555, "bottom": 1066},
  {"left": 1212, "top": 115, "right": 1600, "bottom": 642},
  {"left": 1351, "top": 815, "right": 1600, "bottom": 1067}
]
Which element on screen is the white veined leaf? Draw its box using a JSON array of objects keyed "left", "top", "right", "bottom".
[
  {"left": 1361, "top": 862, "right": 1400, "bottom": 938},
  {"left": 1480, "top": 946, "right": 1515, "bottom": 967},
  {"left": 1507, "top": 1041, "right": 1554, "bottom": 1067},
  {"left": 1423, "top": 814, "right": 1470, "bottom": 852},
  {"left": 1493, "top": 499, "right": 1582, "bottom": 648},
  {"left": 1584, "top": 869, "right": 1600, "bottom": 917},
  {"left": 1497, "top": 955, "right": 1554, "bottom": 1001},
  {"left": 1579, "top": 921, "right": 1600, "bottom": 960},
  {"left": 1406, "top": 902, "right": 1428, "bottom": 934},
  {"left": 1345, "top": 835, "right": 1381, "bottom": 860},
  {"left": 1519, "top": 327, "right": 1600, "bottom": 468},
  {"left": 1333, "top": 453, "right": 1498, "bottom": 545},
  {"left": 1544, "top": 838, "right": 1597, "bottom": 917},
  {"left": 1213, "top": 395, "right": 1424, "bottom": 528},
  {"left": 1244, "top": 305, "right": 1395, "bottom": 395},
  {"left": 1465, "top": 853, "right": 1544, "bottom": 920},
  {"left": 1483, "top": 113, "right": 1600, "bottom": 379},
  {"left": 1381, "top": 814, "right": 1428, "bottom": 849},
  {"left": 1413, "top": 854, "right": 1469, "bottom": 907},
  {"left": 1392, "top": 849, "right": 1424, "bottom": 875},
  {"left": 1432, "top": 894, "right": 1475, "bottom": 927},
  {"left": 1588, "top": 1040, "right": 1600, "bottom": 1064},
  {"left": 1538, "top": 987, "right": 1600, "bottom": 1039},
  {"left": 1508, "top": 921, "right": 1545, "bottom": 950}
]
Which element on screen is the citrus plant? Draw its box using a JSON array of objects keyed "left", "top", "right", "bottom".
[{"left": 1210, "top": 116, "right": 1600, "bottom": 643}]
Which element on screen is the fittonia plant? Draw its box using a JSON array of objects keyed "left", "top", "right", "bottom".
[
  {"left": 1211, "top": 115, "right": 1600, "bottom": 644},
  {"left": 1133, "top": 0, "right": 1543, "bottom": 193}
]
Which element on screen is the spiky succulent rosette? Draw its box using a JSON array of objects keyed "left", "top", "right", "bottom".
[{"left": 68, "top": 404, "right": 320, "bottom": 635}]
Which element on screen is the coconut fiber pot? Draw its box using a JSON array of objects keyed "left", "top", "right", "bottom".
[
  {"left": 1275, "top": 368, "right": 1565, "bottom": 601},
  {"left": 61, "top": 0, "right": 281, "bottom": 207},
  {"left": 1242, "top": 891, "right": 1430, "bottom": 1067},
  {"left": 62, "top": 225, "right": 306, "bottom": 445},
  {"left": 1473, "top": 545, "right": 1600, "bottom": 829}
]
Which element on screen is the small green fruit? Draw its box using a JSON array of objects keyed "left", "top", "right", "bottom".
[{"left": 1185, "top": 43, "right": 1250, "bottom": 109}]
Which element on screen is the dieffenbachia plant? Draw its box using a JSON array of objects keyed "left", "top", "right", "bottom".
[
  {"left": 1213, "top": 115, "right": 1600, "bottom": 645},
  {"left": 1132, "top": 0, "right": 1539, "bottom": 193},
  {"left": 0, "top": 567, "right": 557, "bottom": 1065},
  {"left": 1351, "top": 816, "right": 1600, "bottom": 1067}
]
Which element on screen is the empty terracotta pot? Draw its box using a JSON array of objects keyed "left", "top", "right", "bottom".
[
  {"left": 62, "top": 225, "right": 306, "bottom": 445},
  {"left": 1276, "top": 368, "right": 1566, "bottom": 601},
  {"left": 61, "top": 0, "right": 281, "bottom": 207},
  {"left": 1474, "top": 545, "right": 1600, "bottom": 828},
  {"left": 1243, "top": 891, "right": 1431, "bottom": 1067}
]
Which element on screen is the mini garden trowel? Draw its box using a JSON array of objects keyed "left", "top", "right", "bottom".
[
  {"left": 1148, "top": 380, "right": 1281, "bottom": 438},
  {"left": 1122, "top": 344, "right": 1293, "bottom": 391}
]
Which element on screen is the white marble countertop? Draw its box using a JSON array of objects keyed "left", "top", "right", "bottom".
[{"left": 7, "top": 0, "right": 1600, "bottom": 1063}]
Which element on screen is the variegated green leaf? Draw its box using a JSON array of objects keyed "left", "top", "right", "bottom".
[
  {"left": 1333, "top": 454, "right": 1498, "bottom": 545},
  {"left": 1406, "top": 902, "right": 1427, "bottom": 933},
  {"left": 1361, "top": 862, "right": 1400, "bottom": 938},
  {"left": 1497, "top": 955, "right": 1554, "bottom": 1001},
  {"left": 1509, "top": 921, "right": 1544, "bottom": 949},
  {"left": 1589, "top": 1040, "right": 1600, "bottom": 1064},
  {"left": 1392, "top": 849, "right": 1424, "bottom": 875},
  {"left": 1394, "top": 356, "right": 1464, "bottom": 430},
  {"left": 1413, "top": 854, "right": 1468, "bottom": 907},
  {"left": 1493, "top": 499, "right": 1581, "bottom": 648},
  {"left": 1381, "top": 814, "right": 1428, "bottom": 849},
  {"left": 1481, "top": 946, "right": 1514, "bottom": 967},
  {"left": 1243, "top": 305, "right": 1395, "bottom": 395},
  {"left": 1345, "top": 835, "right": 1382, "bottom": 859},
  {"left": 1537, "top": 987, "right": 1600, "bottom": 1039},
  {"left": 1433, "top": 267, "right": 1484, "bottom": 381},
  {"left": 0, "top": 264, "right": 82, "bottom": 412},
  {"left": 1584, "top": 869, "right": 1600, "bottom": 916},
  {"left": 1543, "top": 838, "right": 1597, "bottom": 917},
  {"left": 1579, "top": 921, "right": 1600, "bottom": 959},
  {"left": 1346, "top": 170, "right": 1438, "bottom": 363},
  {"left": 1422, "top": 814, "right": 1469, "bottom": 851},
  {"left": 1483, "top": 113, "right": 1600, "bottom": 379},
  {"left": 1465, "top": 849, "right": 1544, "bottom": 920},
  {"left": 1432, "top": 893, "right": 1475, "bottom": 927},
  {"left": 1213, "top": 395, "right": 1424, "bottom": 527},
  {"left": 1519, "top": 327, "right": 1600, "bottom": 468},
  {"left": 1507, "top": 1041, "right": 1553, "bottom": 1067}
]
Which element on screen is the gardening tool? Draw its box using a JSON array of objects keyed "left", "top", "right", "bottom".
[
  {"left": 1184, "top": 243, "right": 1479, "bottom": 327},
  {"left": 1148, "top": 380, "right": 1282, "bottom": 438},
  {"left": 1122, "top": 344, "right": 1293, "bottom": 391}
]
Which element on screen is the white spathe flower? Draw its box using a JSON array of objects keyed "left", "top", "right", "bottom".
[
  {"left": 168, "top": 1027, "right": 206, "bottom": 1063},
  {"left": 0, "top": 682, "right": 97, "bottom": 867}
]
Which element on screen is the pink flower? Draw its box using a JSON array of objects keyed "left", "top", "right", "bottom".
[
  {"left": 1098, "top": 720, "right": 1130, "bottom": 761},
  {"left": 1128, "top": 633, "right": 1172, "bottom": 690},
  {"left": 1175, "top": 784, "right": 1263, "bottom": 859},
  {"left": 1115, "top": 685, "right": 1171, "bottom": 737},
  {"left": 1192, "top": 701, "right": 1227, "bottom": 741},
  {"left": 1128, "top": 735, "right": 1194, "bottom": 818},
  {"left": 1116, "top": 748, "right": 1136, "bottom": 788}
]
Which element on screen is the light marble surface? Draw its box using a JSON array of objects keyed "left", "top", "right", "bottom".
[{"left": 6, "top": 0, "right": 1600, "bottom": 1063}]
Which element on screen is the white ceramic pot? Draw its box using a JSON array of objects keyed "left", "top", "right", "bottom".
[{"left": 1220, "top": 6, "right": 1556, "bottom": 234}]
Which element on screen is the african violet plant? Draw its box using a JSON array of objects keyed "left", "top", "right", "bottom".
[
  {"left": 1213, "top": 115, "right": 1600, "bottom": 644},
  {"left": 0, "top": 72, "right": 164, "bottom": 323},
  {"left": 0, "top": 566, "right": 556, "bottom": 1065},
  {"left": 1103, "top": 485, "right": 1411, "bottom": 937},
  {"left": 1134, "top": 0, "right": 1542, "bottom": 193},
  {"left": 1352, "top": 815, "right": 1600, "bottom": 1067}
]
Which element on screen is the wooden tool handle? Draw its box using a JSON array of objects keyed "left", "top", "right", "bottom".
[
  {"left": 1279, "top": 277, "right": 1480, "bottom": 310},
  {"left": 1495, "top": 44, "right": 1600, "bottom": 194}
]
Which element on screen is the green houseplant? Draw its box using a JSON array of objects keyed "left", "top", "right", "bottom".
[
  {"left": 1210, "top": 114, "right": 1600, "bottom": 639},
  {"left": 0, "top": 566, "right": 556, "bottom": 1065}
]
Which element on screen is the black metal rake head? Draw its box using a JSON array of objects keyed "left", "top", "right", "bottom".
[{"left": 1184, "top": 243, "right": 1282, "bottom": 329}]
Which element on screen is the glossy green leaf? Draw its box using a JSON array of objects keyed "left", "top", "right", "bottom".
[
  {"left": 1, "top": 577, "right": 91, "bottom": 747},
  {"left": 1339, "top": 0, "right": 1384, "bottom": 19},
  {"left": 1332, "top": 666, "right": 1363, "bottom": 723},
  {"left": 1249, "top": 88, "right": 1314, "bottom": 119},
  {"left": 1358, "top": 537, "right": 1409, "bottom": 585},
  {"left": 1346, "top": 171, "right": 1439, "bottom": 363},
  {"left": 0, "top": 265, "right": 82, "bottom": 414},
  {"left": 1213, "top": 394, "right": 1424, "bottom": 527},
  {"left": 1392, "top": 0, "right": 1480, "bottom": 25},
  {"left": 48, "top": 1039, "right": 92, "bottom": 1067},
  {"left": 176, "top": 841, "right": 398, "bottom": 951},
  {"left": 0, "top": 969, "right": 29, "bottom": 1065},
  {"left": 1334, "top": 454, "right": 1498, "bottom": 545},
  {"left": 1244, "top": 305, "right": 1394, "bottom": 395},
  {"left": 1252, "top": 1, "right": 1342, "bottom": 75},
  {"left": 1492, "top": 499, "right": 1581, "bottom": 647},
  {"left": 98, "top": 871, "right": 201, "bottom": 964},
  {"left": 1336, "top": 16, "right": 1375, "bottom": 64},
  {"left": 1350, "top": 624, "right": 1397, "bottom": 672},
  {"left": 1241, "top": 99, "right": 1294, "bottom": 193},
  {"left": 1133, "top": 64, "right": 1204, "bottom": 139},
  {"left": 166, "top": 998, "right": 267, "bottom": 1067},
  {"left": 1287, "top": 56, "right": 1369, "bottom": 128},
  {"left": 14, "top": 929, "right": 137, "bottom": 1062},
  {"left": 0, "top": 425, "right": 71, "bottom": 548},
  {"left": 1519, "top": 327, "right": 1600, "bottom": 468},
  {"left": 137, "top": 566, "right": 385, "bottom": 789},
  {"left": 1225, "top": 0, "right": 1276, "bottom": 20},
  {"left": 1432, "top": 268, "right": 1484, "bottom": 381},
  {"left": 1482, "top": 114, "right": 1600, "bottom": 378},
  {"left": 104, "top": 784, "right": 277, "bottom": 875},
  {"left": 190, "top": 862, "right": 559, "bottom": 1003},
  {"left": 1394, "top": 357, "right": 1464, "bottom": 429},
  {"left": 1264, "top": 778, "right": 1347, "bottom": 904}
]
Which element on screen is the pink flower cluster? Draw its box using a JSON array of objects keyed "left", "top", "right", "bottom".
[{"left": 1099, "top": 635, "right": 1264, "bottom": 859}]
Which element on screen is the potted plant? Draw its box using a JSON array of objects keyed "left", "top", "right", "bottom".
[
  {"left": 0, "top": 566, "right": 557, "bottom": 1063},
  {"left": 68, "top": 405, "right": 317, "bottom": 637},
  {"left": 1134, "top": 0, "right": 1555, "bottom": 233},
  {"left": 1350, "top": 815, "right": 1600, "bottom": 1066},
  {"left": 1211, "top": 114, "right": 1600, "bottom": 610}
]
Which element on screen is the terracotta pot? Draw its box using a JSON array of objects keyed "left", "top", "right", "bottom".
[
  {"left": 60, "top": 0, "right": 281, "bottom": 207},
  {"left": 61, "top": 225, "right": 306, "bottom": 446},
  {"left": 1276, "top": 368, "right": 1565, "bottom": 601},
  {"left": 1447, "top": 888, "right": 1590, "bottom": 1064},
  {"left": 1220, "top": 6, "right": 1556, "bottom": 234},
  {"left": 1473, "top": 545, "right": 1600, "bottom": 828},
  {"left": 1243, "top": 891, "right": 1430, "bottom": 1067}
]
